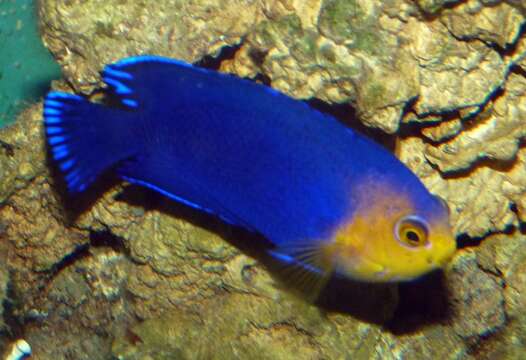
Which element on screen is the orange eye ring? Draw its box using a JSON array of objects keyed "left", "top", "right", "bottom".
[{"left": 395, "top": 215, "right": 429, "bottom": 248}]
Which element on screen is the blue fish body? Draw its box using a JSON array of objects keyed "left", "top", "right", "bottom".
[{"left": 43, "top": 56, "right": 455, "bottom": 286}]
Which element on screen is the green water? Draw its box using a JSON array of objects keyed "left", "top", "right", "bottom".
[{"left": 0, "top": 0, "right": 61, "bottom": 127}]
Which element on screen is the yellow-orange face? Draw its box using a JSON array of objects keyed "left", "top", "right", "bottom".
[{"left": 323, "top": 179, "right": 456, "bottom": 282}]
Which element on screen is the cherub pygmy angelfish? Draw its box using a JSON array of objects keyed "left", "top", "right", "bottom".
[{"left": 43, "top": 56, "right": 456, "bottom": 295}]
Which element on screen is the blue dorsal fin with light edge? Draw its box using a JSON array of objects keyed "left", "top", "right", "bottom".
[
  {"left": 103, "top": 55, "right": 288, "bottom": 107},
  {"left": 103, "top": 57, "right": 183, "bottom": 109},
  {"left": 103, "top": 55, "right": 198, "bottom": 108},
  {"left": 102, "top": 64, "right": 142, "bottom": 108}
]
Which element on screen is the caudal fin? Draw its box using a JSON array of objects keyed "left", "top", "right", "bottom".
[{"left": 43, "top": 92, "right": 138, "bottom": 192}]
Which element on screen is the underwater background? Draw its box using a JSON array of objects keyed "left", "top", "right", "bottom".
[
  {"left": 0, "top": 0, "right": 59, "bottom": 128},
  {"left": 0, "top": 0, "right": 525, "bottom": 359}
]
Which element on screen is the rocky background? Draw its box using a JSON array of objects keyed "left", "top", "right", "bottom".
[{"left": 0, "top": 0, "right": 524, "bottom": 358}]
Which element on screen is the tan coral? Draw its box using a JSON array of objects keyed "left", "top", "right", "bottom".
[
  {"left": 0, "top": 105, "right": 89, "bottom": 271},
  {"left": 400, "top": 136, "right": 526, "bottom": 237},
  {"left": 476, "top": 233, "right": 526, "bottom": 321},
  {"left": 0, "top": 105, "right": 47, "bottom": 203},
  {"left": 441, "top": 1, "right": 524, "bottom": 48},
  {"left": 424, "top": 72, "right": 526, "bottom": 172},
  {"left": 38, "top": 0, "right": 271, "bottom": 93},
  {"left": 420, "top": 118, "right": 462, "bottom": 142},
  {"left": 407, "top": 17, "right": 508, "bottom": 117},
  {"left": 446, "top": 249, "right": 506, "bottom": 338}
]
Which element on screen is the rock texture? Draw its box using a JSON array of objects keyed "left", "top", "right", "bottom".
[{"left": 0, "top": 0, "right": 524, "bottom": 358}]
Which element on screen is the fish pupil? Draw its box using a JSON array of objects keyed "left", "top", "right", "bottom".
[{"left": 405, "top": 230, "right": 420, "bottom": 244}]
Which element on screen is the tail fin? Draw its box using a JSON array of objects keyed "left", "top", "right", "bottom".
[{"left": 43, "top": 92, "right": 138, "bottom": 192}]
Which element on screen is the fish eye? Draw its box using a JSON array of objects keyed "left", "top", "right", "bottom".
[{"left": 395, "top": 215, "right": 429, "bottom": 248}]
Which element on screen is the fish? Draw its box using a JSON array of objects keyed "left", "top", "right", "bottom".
[{"left": 43, "top": 55, "right": 456, "bottom": 296}]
